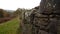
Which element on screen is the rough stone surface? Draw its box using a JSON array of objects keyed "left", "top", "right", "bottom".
[{"left": 19, "top": 0, "right": 60, "bottom": 34}]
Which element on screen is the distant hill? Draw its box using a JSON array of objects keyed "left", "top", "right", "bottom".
[{"left": 4, "top": 10, "right": 15, "bottom": 12}]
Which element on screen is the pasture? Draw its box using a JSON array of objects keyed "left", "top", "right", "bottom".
[{"left": 0, "top": 18, "right": 20, "bottom": 34}]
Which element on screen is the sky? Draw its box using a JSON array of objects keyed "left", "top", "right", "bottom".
[{"left": 0, "top": 0, "right": 41, "bottom": 10}]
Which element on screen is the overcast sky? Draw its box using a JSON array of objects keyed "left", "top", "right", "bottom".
[{"left": 0, "top": 0, "right": 41, "bottom": 10}]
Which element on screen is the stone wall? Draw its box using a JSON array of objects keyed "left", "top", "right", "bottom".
[{"left": 19, "top": 0, "right": 60, "bottom": 34}]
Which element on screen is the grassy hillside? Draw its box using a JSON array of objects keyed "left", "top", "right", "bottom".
[{"left": 0, "top": 18, "right": 20, "bottom": 34}]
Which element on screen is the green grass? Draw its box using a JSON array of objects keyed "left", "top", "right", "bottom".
[{"left": 0, "top": 18, "right": 20, "bottom": 34}]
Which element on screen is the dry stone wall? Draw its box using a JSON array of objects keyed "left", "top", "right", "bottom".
[{"left": 19, "top": 0, "right": 60, "bottom": 34}]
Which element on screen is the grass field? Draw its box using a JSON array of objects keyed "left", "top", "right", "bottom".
[{"left": 0, "top": 18, "right": 20, "bottom": 34}]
